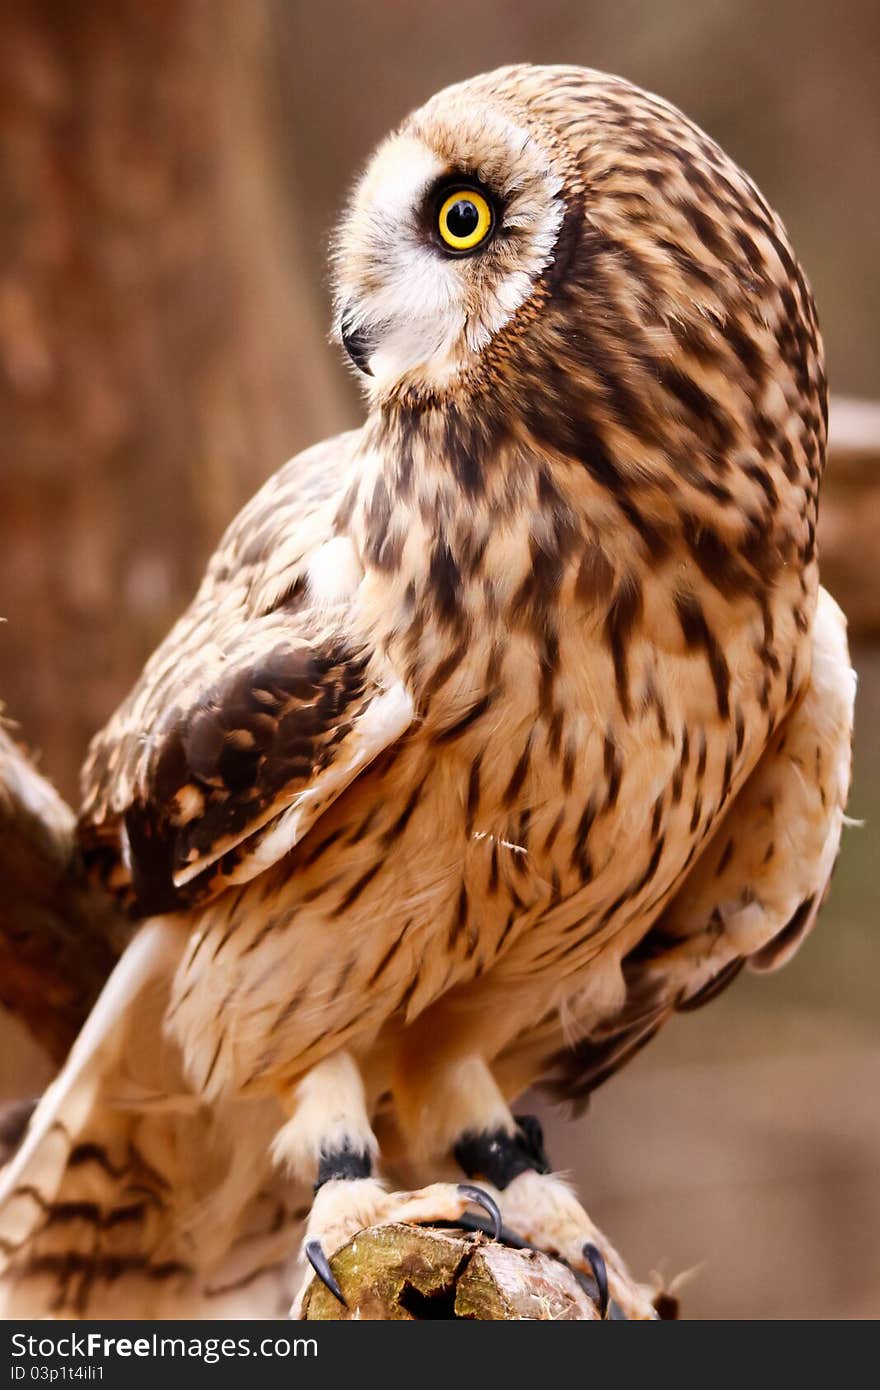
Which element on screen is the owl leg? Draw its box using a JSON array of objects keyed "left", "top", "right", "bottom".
[
  {"left": 453, "top": 1112, "right": 657, "bottom": 1320},
  {"left": 275, "top": 1051, "right": 500, "bottom": 1316},
  {"left": 392, "top": 1047, "right": 656, "bottom": 1319}
]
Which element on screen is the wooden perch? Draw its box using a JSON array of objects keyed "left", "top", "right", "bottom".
[
  {"left": 300, "top": 1223, "right": 674, "bottom": 1320},
  {"left": 301, "top": 1224, "right": 605, "bottom": 1321},
  {"left": 0, "top": 719, "right": 123, "bottom": 1064}
]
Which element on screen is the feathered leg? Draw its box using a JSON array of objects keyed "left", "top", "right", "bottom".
[
  {"left": 390, "top": 1046, "right": 657, "bottom": 1319},
  {"left": 274, "top": 1051, "right": 501, "bottom": 1316}
]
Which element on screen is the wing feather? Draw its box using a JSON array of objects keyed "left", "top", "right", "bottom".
[{"left": 79, "top": 430, "right": 413, "bottom": 913}]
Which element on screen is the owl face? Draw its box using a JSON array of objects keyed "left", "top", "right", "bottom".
[{"left": 332, "top": 83, "right": 565, "bottom": 397}]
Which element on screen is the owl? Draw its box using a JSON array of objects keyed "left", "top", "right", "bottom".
[{"left": 0, "top": 64, "right": 854, "bottom": 1320}]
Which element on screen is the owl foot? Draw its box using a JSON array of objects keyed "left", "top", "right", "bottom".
[
  {"left": 452, "top": 1115, "right": 655, "bottom": 1319},
  {"left": 290, "top": 1171, "right": 502, "bottom": 1317},
  {"left": 495, "top": 1169, "right": 658, "bottom": 1320}
]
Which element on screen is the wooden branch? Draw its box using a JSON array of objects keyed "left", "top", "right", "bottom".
[
  {"left": 0, "top": 719, "right": 123, "bottom": 1064},
  {"left": 300, "top": 1222, "right": 675, "bottom": 1321},
  {"left": 300, "top": 1224, "right": 605, "bottom": 1320}
]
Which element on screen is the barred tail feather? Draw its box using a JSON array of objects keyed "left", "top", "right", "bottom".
[{"left": 0, "top": 919, "right": 301, "bottom": 1318}]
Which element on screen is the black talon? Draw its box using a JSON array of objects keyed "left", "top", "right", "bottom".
[
  {"left": 457, "top": 1183, "right": 503, "bottom": 1241},
  {"left": 583, "top": 1241, "right": 609, "bottom": 1319},
  {"left": 304, "top": 1239, "right": 347, "bottom": 1308}
]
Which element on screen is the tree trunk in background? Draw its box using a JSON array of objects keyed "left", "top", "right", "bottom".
[{"left": 0, "top": 0, "right": 350, "bottom": 802}]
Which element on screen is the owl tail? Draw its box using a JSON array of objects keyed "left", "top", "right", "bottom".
[{"left": 0, "top": 918, "right": 302, "bottom": 1318}]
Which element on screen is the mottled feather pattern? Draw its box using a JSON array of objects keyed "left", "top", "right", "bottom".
[
  {"left": 2, "top": 64, "right": 854, "bottom": 1316},
  {"left": 541, "top": 590, "right": 855, "bottom": 1107}
]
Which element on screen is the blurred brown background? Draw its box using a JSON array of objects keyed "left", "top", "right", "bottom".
[{"left": 0, "top": 0, "right": 877, "bottom": 1318}]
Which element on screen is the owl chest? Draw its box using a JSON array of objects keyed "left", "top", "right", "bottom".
[
  {"left": 373, "top": 548, "right": 799, "bottom": 989},
  {"left": 402, "top": 618, "right": 778, "bottom": 988},
  {"left": 399, "top": 633, "right": 675, "bottom": 927}
]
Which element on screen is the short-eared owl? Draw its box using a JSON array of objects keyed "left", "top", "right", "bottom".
[{"left": 0, "top": 64, "right": 854, "bottom": 1319}]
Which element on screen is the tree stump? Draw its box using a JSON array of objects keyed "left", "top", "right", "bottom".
[{"left": 301, "top": 1224, "right": 606, "bottom": 1321}]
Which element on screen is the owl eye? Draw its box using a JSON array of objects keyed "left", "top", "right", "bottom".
[{"left": 436, "top": 188, "right": 494, "bottom": 253}]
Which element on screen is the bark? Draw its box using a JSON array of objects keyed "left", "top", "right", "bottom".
[{"left": 300, "top": 1223, "right": 605, "bottom": 1321}]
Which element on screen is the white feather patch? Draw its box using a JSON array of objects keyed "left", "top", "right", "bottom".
[
  {"left": 305, "top": 536, "right": 363, "bottom": 608},
  {"left": 333, "top": 100, "right": 564, "bottom": 394}
]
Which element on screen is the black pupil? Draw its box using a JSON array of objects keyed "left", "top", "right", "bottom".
[{"left": 446, "top": 198, "right": 480, "bottom": 239}]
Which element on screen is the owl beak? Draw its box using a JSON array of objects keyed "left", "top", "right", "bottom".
[{"left": 339, "top": 307, "right": 375, "bottom": 377}]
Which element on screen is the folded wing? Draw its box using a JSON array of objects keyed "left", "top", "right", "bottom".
[{"left": 80, "top": 430, "right": 413, "bottom": 913}]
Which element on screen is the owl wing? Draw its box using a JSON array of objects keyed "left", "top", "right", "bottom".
[
  {"left": 545, "top": 587, "right": 856, "bottom": 1108},
  {"left": 0, "top": 917, "right": 308, "bottom": 1317},
  {"left": 80, "top": 430, "right": 413, "bottom": 914}
]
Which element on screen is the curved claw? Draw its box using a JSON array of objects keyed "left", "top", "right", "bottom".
[
  {"left": 304, "top": 1238, "right": 348, "bottom": 1308},
  {"left": 583, "top": 1241, "right": 609, "bottom": 1319},
  {"left": 457, "top": 1182, "right": 503, "bottom": 1242}
]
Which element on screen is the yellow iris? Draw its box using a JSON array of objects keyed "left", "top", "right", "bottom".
[{"left": 437, "top": 189, "right": 493, "bottom": 252}]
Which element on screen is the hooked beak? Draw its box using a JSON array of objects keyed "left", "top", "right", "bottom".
[{"left": 339, "top": 306, "right": 375, "bottom": 376}]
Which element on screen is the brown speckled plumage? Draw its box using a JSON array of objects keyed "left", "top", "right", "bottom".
[{"left": 1, "top": 66, "right": 854, "bottom": 1318}]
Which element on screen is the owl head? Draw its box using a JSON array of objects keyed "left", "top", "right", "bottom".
[
  {"left": 332, "top": 63, "right": 824, "bottom": 535},
  {"left": 333, "top": 67, "right": 569, "bottom": 397}
]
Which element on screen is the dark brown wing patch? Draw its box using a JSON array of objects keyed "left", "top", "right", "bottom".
[
  {"left": 76, "top": 432, "right": 415, "bottom": 915},
  {"left": 83, "top": 638, "right": 373, "bottom": 914}
]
